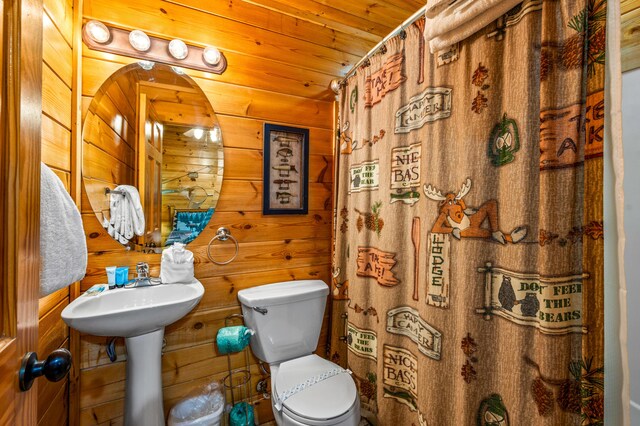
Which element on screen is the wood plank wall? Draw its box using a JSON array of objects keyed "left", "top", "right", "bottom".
[
  {"left": 38, "top": 0, "right": 74, "bottom": 424},
  {"left": 76, "top": 0, "right": 336, "bottom": 423},
  {"left": 82, "top": 68, "right": 138, "bottom": 231},
  {"left": 622, "top": 0, "right": 640, "bottom": 72}
]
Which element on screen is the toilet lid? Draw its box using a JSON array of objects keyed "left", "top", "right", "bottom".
[{"left": 275, "top": 355, "right": 357, "bottom": 421}]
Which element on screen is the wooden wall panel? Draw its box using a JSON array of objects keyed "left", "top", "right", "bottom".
[
  {"left": 77, "top": 0, "right": 339, "bottom": 423},
  {"left": 39, "top": 0, "right": 74, "bottom": 423},
  {"left": 622, "top": 1, "right": 640, "bottom": 72}
]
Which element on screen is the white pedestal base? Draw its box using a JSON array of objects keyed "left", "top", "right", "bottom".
[{"left": 124, "top": 328, "right": 165, "bottom": 426}]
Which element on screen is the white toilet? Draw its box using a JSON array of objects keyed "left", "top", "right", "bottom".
[{"left": 238, "top": 280, "right": 360, "bottom": 426}]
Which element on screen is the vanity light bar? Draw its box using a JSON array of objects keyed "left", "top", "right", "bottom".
[{"left": 82, "top": 21, "right": 227, "bottom": 75}]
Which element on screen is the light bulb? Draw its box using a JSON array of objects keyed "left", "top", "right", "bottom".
[
  {"left": 209, "top": 126, "right": 222, "bottom": 143},
  {"left": 129, "top": 30, "right": 151, "bottom": 52},
  {"left": 171, "top": 66, "right": 185, "bottom": 75},
  {"left": 85, "top": 20, "right": 110, "bottom": 44},
  {"left": 202, "top": 46, "right": 221, "bottom": 65},
  {"left": 168, "top": 39, "right": 188, "bottom": 60},
  {"left": 138, "top": 61, "right": 154, "bottom": 70},
  {"left": 193, "top": 128, "right": 204, "bottom": 140}
]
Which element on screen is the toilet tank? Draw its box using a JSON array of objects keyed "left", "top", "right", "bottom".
[{"left": 237, "top": 280, "right": 329, "bottom": 364}]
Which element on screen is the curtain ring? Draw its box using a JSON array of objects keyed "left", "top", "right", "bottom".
[{"left": 207, "top": 227, "right": 239, "bottom": 265}]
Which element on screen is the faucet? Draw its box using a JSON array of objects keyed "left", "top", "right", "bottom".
[{"left": 127, "top": 262, "right": 160, "bottom": 288}]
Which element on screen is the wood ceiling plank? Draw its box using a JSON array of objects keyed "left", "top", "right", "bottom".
[
  {"left": 243, "top": 0, "right": 393, "bottom": 38},
  {"left": 309, "top": 0, "right": 416, "bottom": 25},
  {"left": 379, "top": 0, "right": 425, "bottom": 12},
  {"left": 83, "top": 0, "right": 359, "bottom": 76},
  {"left": 163, "top": 0, "right": 373, "bottom": 57}
]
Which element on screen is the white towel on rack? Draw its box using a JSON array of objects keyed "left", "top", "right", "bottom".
[
  {"left": 40, "top": 163, "right": 87, "bottom": 296},
  {"left": 103, "top": 185, "right": 145, "bottom": 245},
  {"left": 424, "top": 0, "right": 522, "bottom": 53}
]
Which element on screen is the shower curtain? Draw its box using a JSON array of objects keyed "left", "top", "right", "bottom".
[{"left": 330, "top": 1, "right": 607, "bottom": 424}]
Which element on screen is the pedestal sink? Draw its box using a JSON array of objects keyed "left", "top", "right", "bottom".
[{"left": 61, "top": 280, "right": 204, "bottom": 426}]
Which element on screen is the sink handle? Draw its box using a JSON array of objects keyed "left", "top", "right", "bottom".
[
  {"left": 253, "top": 307, "right": 268, "bottom": 315},
  {"left": 136, "top": 262, "right": 149, "bottom": 278}
]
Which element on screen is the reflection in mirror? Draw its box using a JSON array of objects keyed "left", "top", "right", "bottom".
[{"left": 82, "top": 62, "right": 223, "bottom": 252}]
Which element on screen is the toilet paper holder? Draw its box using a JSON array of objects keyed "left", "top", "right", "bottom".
[{"left": 222, "top": 314, "right": 255, "bottom": 423}]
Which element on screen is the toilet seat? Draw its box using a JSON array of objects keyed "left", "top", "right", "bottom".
[{"left": 274, "top": 355, "right": 358, "bottom": 424}]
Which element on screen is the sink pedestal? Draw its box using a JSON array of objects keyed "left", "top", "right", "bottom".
[{"left": 124, "top": 328, "right": 165, "bottom": 426}]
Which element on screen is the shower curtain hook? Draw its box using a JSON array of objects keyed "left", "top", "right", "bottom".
[
  {"left": 399, "top": 29, "right": 407, "bottom": 40},
  {"left": 330, "top": 79, "right": 342, "bottom": 95}
]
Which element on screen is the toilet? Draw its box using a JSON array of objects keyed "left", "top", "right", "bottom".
[{"left": 238, "top": 280, "right": 360, "bottom": 426}]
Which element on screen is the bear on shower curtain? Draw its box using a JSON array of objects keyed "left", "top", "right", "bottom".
[{"left": 330, "top": 0, "right": 606, "bottom": 424}]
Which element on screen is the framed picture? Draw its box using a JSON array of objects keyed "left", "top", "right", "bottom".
[{"left": 263, "top": 123, "right": 309, "bottom": 215}]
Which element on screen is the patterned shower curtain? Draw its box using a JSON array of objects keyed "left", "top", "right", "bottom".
[{"left": 330, "top": 1, "right": 607, "bottom": 424}]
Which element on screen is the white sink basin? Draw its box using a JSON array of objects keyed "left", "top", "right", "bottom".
[
  {"left": 62, "top": 280, "right": 204, "bottom": 337},
  {"left": 61, "top": 279, "right": 204, "bottom": 426}
]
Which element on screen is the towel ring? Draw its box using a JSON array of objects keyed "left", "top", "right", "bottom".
[{"left": 207, "top": 227, "right": 238, "bottom": 265}]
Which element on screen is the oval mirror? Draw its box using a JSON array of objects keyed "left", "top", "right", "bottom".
[{"left": 82, "top": 62, "right": 223, "bottom": 252}]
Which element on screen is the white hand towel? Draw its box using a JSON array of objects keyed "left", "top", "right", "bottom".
[
  {"left": 425, "top": 0, "right": 523, "bottom": 53},
  {"left": 161, "top": 243, "right": 195, "bottom": 284},
  {"left": 103, "top": 185, "right": 145, "bottom": 245},
  {"left": 119, "top": 185, "right": 145, "bottom": 237},
  {"left": 40, "top": 163, "right": 87, "bottom": 296}
]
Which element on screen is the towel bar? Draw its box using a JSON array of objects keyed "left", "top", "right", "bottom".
[
  {"left": 207, "top": 227, "right": 239, "bottom": 265},
  {"left": 104, "top": 187, "right": 126, "bottom": 196}
]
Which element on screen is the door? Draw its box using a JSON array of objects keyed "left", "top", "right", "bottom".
[
  {"left": 0, "top": 0, "right": 44, "bottom": 424},
  {"left": 137, "top": 92, "right": 163, "bottom": 247}
]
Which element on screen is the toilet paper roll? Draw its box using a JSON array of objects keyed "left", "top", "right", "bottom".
[
  {"left": 216, "top": 326, "right": 254, "bottom": 355},
  {"left": 229, "top": 402, "right": 254, "bottom": 426}
]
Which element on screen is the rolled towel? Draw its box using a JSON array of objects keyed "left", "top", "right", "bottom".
[
  {"left": 216, "top": 326, "right": 254, "bottom": 355},
  {"left": 425, "top": 0, "right": 523, "bottom": 53},
  {"left": 40, "top": 163, "right": 87, "bottom": 296},
  {"left": 229, "top": 402, "right": 254, "bottom": 426}
]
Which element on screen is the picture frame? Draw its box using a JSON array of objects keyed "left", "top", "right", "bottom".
[{"left": 263, "top": 123, "right": 309, "bottom": 215}]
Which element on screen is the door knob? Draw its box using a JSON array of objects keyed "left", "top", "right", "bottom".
[{"left": 19, "top": 348, "right": 72, "bottom": 391}]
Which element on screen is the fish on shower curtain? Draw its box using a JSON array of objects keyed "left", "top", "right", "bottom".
[{"left": 331, "top": 0, "right": 606, "bottom": 425}]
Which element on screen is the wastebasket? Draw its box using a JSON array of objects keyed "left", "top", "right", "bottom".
[{"left": 168, "top": 382, "right": 225, "bottom": 426}]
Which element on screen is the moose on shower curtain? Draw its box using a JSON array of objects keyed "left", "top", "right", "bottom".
[{"left": 331, "top": 0, "right": 606, "bottom": 424}]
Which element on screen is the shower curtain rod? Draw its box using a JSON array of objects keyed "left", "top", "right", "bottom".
[{"left": 337, "top": 4, "right": 428, "bottom": 87}]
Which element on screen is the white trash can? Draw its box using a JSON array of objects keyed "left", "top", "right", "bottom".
[{"left": 168, "top": 383, "right": 225, "bottom": 426}]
